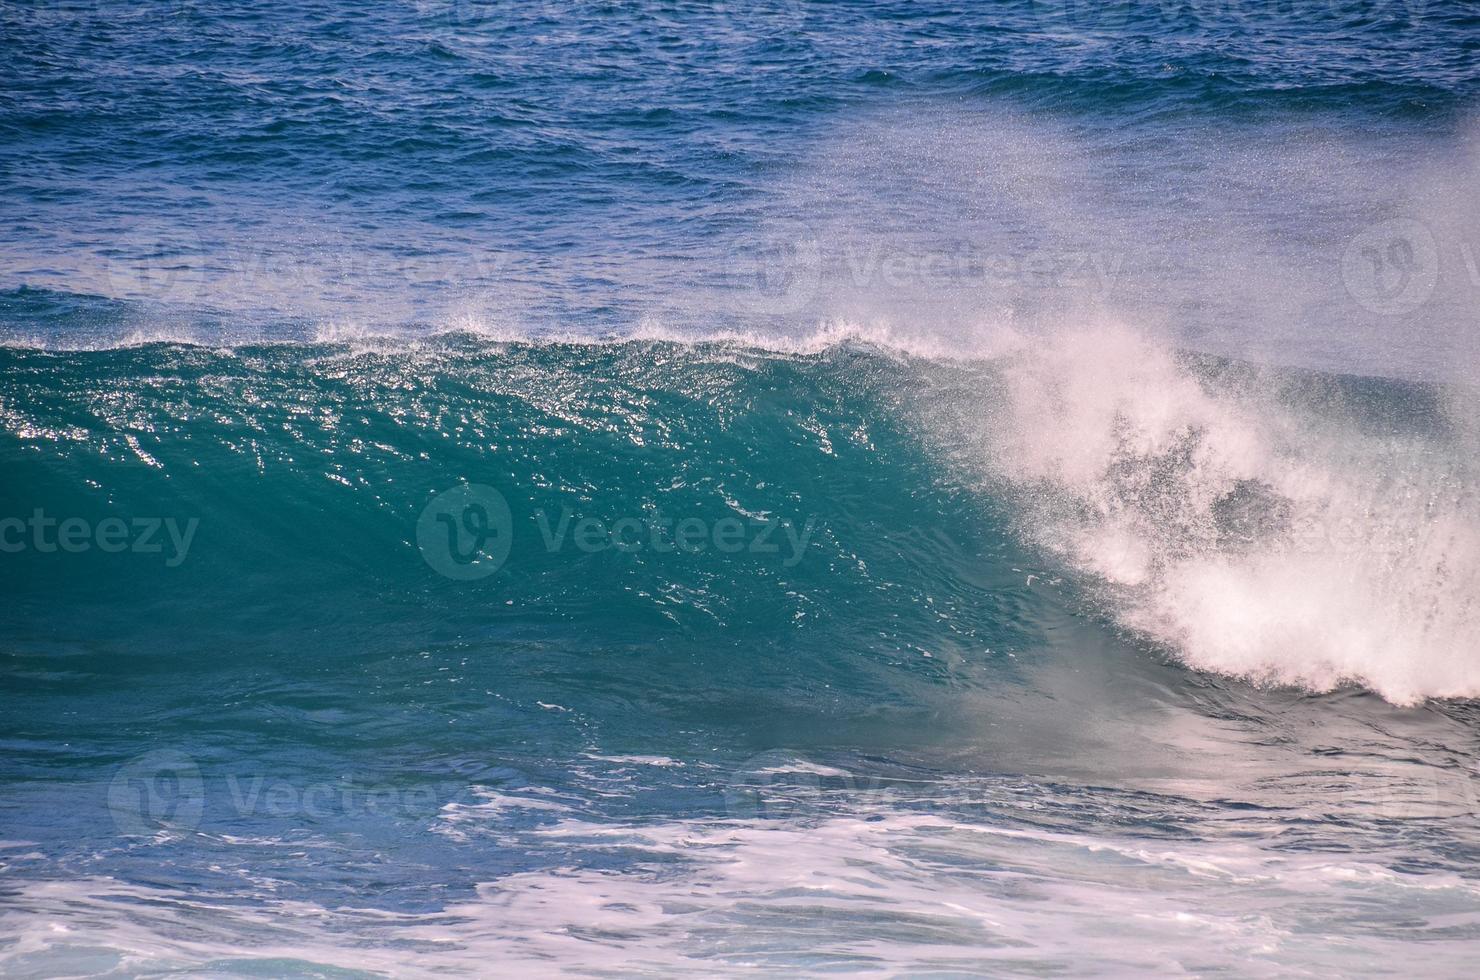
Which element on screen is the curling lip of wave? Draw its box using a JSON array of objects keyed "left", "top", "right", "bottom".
[{"left": 985, "top": 323, "right": 1480, "bottom": 706}]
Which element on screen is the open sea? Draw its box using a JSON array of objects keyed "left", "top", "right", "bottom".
[{"left": 3, "top": 1, "right": 1480, "bottom": 975}]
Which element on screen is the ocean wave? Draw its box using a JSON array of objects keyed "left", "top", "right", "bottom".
[{"left": 1, "top": 328, "right": 1475, "bottom": 706}]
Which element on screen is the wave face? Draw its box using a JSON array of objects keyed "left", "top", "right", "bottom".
[
  {"left": 5, "top": 330, "right": 1476, "bottom": 705},
  {"left": 0, "top": 338, "right": 1041, "bottom": 717}
]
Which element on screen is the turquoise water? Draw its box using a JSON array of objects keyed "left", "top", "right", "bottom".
[{"left": 3, "top": 2, "right": 1480, "bottom": 975}]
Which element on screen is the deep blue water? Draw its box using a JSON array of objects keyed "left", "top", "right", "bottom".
[{"left": 3, "top": 2, "right": 1480, "bottom": 975}]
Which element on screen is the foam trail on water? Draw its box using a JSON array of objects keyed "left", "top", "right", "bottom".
[
  {"left": 983, "top": 323, "right": 1480, "bottom": 705},
  {"left": 6, "top": 811, "right": 1479, "bottom": 976}
]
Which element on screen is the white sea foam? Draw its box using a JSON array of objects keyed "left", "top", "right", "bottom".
[
  {"left": 3, "top": 811, "right": 1477, "bottom": 976},
  {"left": 982, "top": 321, "right": 1480, "bottom": 704},
  {"left": 0, "top": 311, "right": 1009, "bottom": 359}
]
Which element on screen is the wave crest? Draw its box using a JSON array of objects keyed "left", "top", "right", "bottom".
[{"left": 984, "top": 323, "right": 1480, "bottom": 704}]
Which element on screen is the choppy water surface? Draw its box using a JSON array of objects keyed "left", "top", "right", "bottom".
[{"left": 3, "top": 1, "right": 1480, "bottom": 975}]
